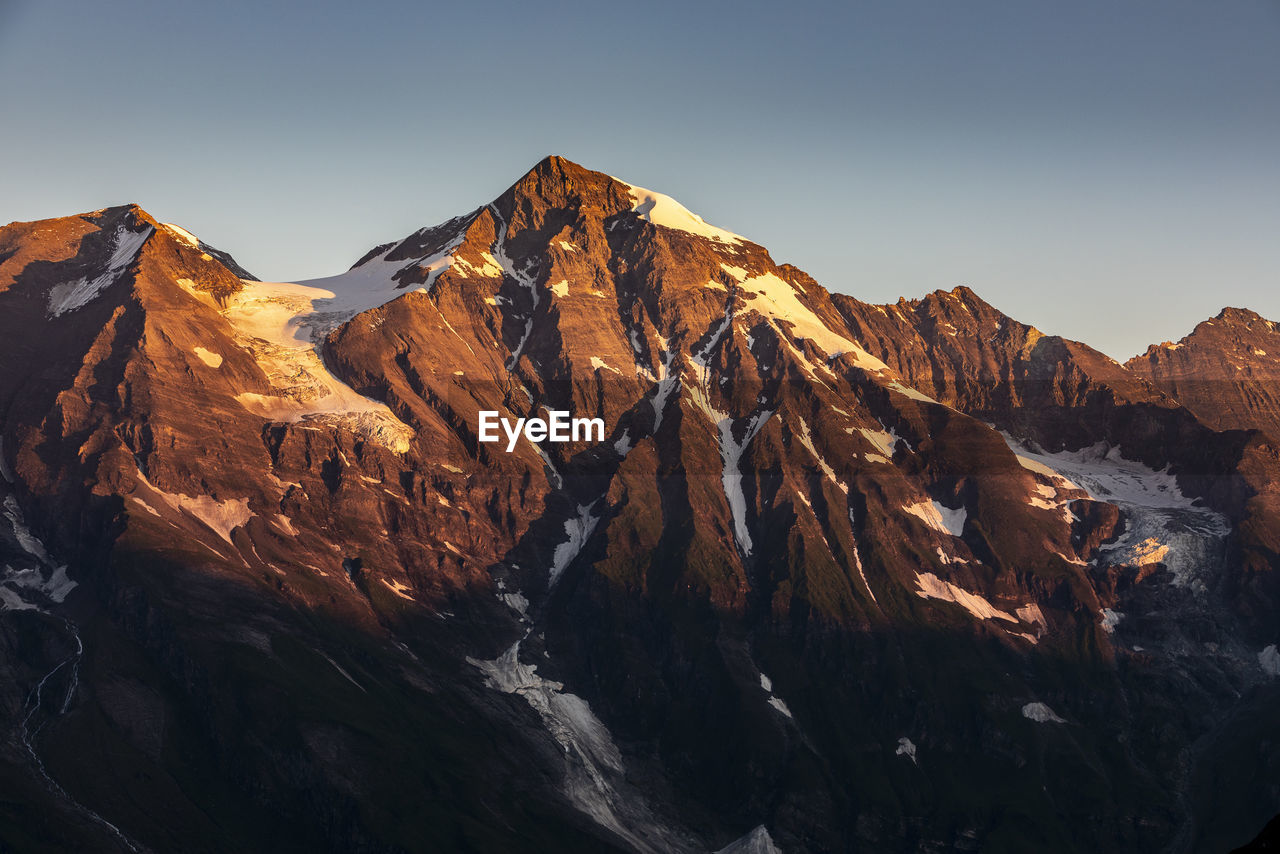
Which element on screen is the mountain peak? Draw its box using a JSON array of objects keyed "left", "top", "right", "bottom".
[
  {"left": 493, "top": 156, "right": 747, "bottom": 247},
  {"left": 1214, "top": 306, "right": 1269, "bottom": 327}
]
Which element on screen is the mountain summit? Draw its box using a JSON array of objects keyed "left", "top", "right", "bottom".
[
  {"left": 1126, "top": 306, "right": 1280, "bottom": 438},
  {"left": 0, "top": 158, "right": 1277, "bottom": 853}
]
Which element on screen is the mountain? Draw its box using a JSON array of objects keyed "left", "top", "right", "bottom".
[
  {"left": 0, "top": 156, "right": 1277, "bottom": 853},
  {"left": 1126, "top": 307, "right": 1280, "bottom": 439}
]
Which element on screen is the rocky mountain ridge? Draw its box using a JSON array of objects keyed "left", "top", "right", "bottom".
[{"left": 0, "top": 156, "right": 1277, "bottom": 853}]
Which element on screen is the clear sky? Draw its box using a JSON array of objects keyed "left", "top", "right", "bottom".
[{"left": 3, "top": 0, "right": 1278, "bottom": 359}]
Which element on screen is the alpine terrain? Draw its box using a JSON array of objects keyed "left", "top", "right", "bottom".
[{"left": 0, "top": 156, "right": 1277, "bottom": 853}]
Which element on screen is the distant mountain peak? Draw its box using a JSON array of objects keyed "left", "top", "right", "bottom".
[{"left": 1213, "top": 306, "right": 1270, "bottom": 328}]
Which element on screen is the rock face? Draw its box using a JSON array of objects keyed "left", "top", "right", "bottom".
[
  {"left": 1126, "top": 307, "right": 1280, "bottom": 439},
  {"left": 0, "top": 157, "right": 1277, "bottom": 853}
]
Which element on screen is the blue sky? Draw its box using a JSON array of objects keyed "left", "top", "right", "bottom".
[{"left": 2, "top": 0, "right": 1278, "bottom": 359}]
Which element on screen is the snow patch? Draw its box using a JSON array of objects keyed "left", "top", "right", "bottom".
[
  {"left": 550, "top": 505, "right": 599, "bottom": 586},
  {"left": 915, "top": 572, "right": 1018, "bottom": 623},
  {"left": 192, "top": 346, "right": 223, "bottom": 368},
  {"left": 622, "top": 182, "right": 744, "bottom": 245},
  {"left": 380, "top": 578, "right": 415, "bottom": 601},
  {"left": 48, "top": 224, "right": 153, "bottom": 317},
  {"left": 449, "top": 251, "right": 503, "bottom": 279},
  {"left": 1101, "top": 609, "right": 1123, "bottom": 633},
  {"left": 1259, "top": 645, "right": 1280, "bottom": 677},
  {"left": 711, "top": 408, "right": 773, "bottom": 557},
  {"left": 756, "top": 671, "right": 793, "bottom": 719},
  {"left": 160, "top": 222, "right": 199, "bottom": 247},
  {"left": 857, "top": 425, "right": 910, "bottom": 458},
  {"left": 613, "top": 430, "right": 633, "bottom": 456},
  {"left": 903, "top": 501, "right": 961, "bottom": 537},
  {"left": 794, "top": 418, "right": 847, "bottom": 494},
  {"left": 733, "top": 272, "right": 885, "bottom": 369},
  {"left": 895, "top": 737, "right": 918, "bottom": 765},
  {"left": 887, "top": 381, "right": 937, "bottom": 403},
  {"left": 590, "top": 356, "right": 621, "bottom": 375},
  {"left": 131, "top": 473, "right": 252, "bottom": 546},
  {"left": 931, "top": 501, "right": 967, "bottom": 537},
  {"left": 499, "top": 591, "right": 530, "bottom": 616},
  {"left": 1022, "top": 702, "right": 1066, "bottom": 723},
  {"left": 767, "top": 697, "right": 793, "bottom": 719},
  {"left": 716, "top": 825, "right": 782, "bottom": 854}
]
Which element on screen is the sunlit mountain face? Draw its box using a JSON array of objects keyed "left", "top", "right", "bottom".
[{"left": 0, "top": 157, "right": 1277, "bottom": 853}]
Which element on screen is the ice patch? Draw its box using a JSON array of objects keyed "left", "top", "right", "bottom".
[
  {"left": 998, "top": 436, "right": 1229, "bottom": 588},
  {"left": 895, "top": 737, "right": 918, "bottom": 765}
]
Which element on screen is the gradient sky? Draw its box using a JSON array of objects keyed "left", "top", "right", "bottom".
[{"left": 3, "top": 0, "right": 1278, "bottom": 359}]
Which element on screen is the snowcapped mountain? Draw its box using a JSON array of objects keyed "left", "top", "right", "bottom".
[{"left": 0, "top": 156, "right": 1277, "bottom": 853}]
